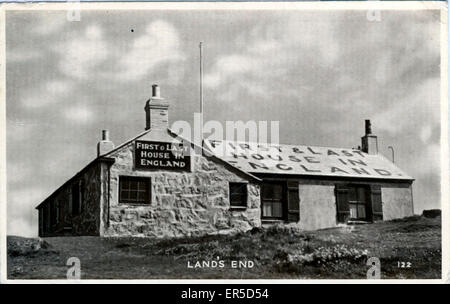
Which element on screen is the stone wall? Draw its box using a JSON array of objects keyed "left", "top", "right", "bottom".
[
  {"left": 381, "top": 183, "right": 414, "bottom": 220},
  {"left": 38, "top": 163, "right": 102, "bottom": 237},
  {"left": 101, "top": 141, "right": 261, "bottom": 238}
]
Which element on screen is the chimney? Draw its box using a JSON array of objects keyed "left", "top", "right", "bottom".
[
  {"left": 97, "top": 129, "right": 115, "bottom": 156},
  {"left": 361, "top": 119, "right": 378, "bottom": 155},
  {"left": 145, "top": 84, "right": 169, "bottom": 130}
]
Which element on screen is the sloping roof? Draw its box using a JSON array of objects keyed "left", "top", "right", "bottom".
[
  {"left": 204, "top": 140, "right": 413, "bottom": 181},
  {"left": 36, "top": 129, "right": 262, "bottom": 209},
  {"left": 166, "top": 129, "right": 261, "bottom": 182},
  {"left": 104, "top": 128, "right": 261, "bottom": 182},
  {"left": 35, "top": 156, "right": 115, "bottom": 209},
  {"left": 35, "top": 129, "right": 155, "bottom": 209}
]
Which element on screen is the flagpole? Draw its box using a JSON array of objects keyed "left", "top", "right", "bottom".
[{"left": 199, "top": 42, "right": 204, "bottom": 146}]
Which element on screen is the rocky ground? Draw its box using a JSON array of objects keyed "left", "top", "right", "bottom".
[{"left": 7, "top": 214, "right": 441, "bottom": 280}]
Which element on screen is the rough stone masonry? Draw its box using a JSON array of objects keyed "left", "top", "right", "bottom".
[{"left": 101, "top": 140, "right": 261, "bottom": 238}]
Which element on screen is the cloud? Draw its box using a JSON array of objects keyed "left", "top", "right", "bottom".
[
  {"left": 7, "top": 187, "right": 48, "bottom": 237},
  {"left": 8, "top": 187, "right": 47, "bottom": 216},
  {"left": 21, "top": 79, "right": 74, "bottom": 109},
  {"left": 54, "top": 24, "right": 109, "bottom": 79},
  {"left": 203, "top": 15, "right": 341, "bottom": 94},
  {"left": 19, "top": 80, "right": 93, "bottom": 125},
  {"left": 247, "top": 40, "right": 280, "bottom": 54},
  {"left": 372, "top": 78, "right": 440, "bottom": 136},
  {"left": 113, "top": 20, "right": 185, "bottom": 81},
  {"left": 423, "top": 144, "right": 441, "bottom": 174},
  {"left": 7, "top": 49, "right": 42, "bottom": 63},
  {"left": 204, "top": 55, "right": 255, "bottom": 88},
  {"left": 420, "top": 125, "right": 433, "bottom": 144},
  {"left": 6, "top": 120, "right": 35, "bottom": 140},
  {"left": 7, "top": 161, "right": 33, "bottom": 184},
  {"left": 43, "top": 20, "right": 185, "bottom": 83},
  {"left": 32, "top": 13, "right": 67, "bottom": 36},
  {"left": 8, "top": 218, "right": 37, "bottom": 238},
  {"left": 46, "top": 80, "right": 73, "bottom": 95},
  {"left": 63, "top": 104, "right": 93, "bottom": 123}
]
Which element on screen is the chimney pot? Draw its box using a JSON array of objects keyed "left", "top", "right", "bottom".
[
  {"left": 102, "top": 129, "right": 109, "bottom": 141},
  {"left": 365, "top": 119, "right": 372, "bottom": 135},
  {"left": 145, "top": 84, "right": 169, "bottom": 130},
  {"left": 152, "top": 84, "right": 160, "bottom": 98},
  {"left": 97, "top": 129, "right": 114, "bottom": 156},
  {"left": 361, "top": 119, "right": 378, "bottom": 155}
]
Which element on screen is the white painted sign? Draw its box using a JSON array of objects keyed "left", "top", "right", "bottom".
[{"left": 205, "top": 140, "right": 412, "bottom": 180}]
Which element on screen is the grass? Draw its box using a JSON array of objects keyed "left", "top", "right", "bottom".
[{"left": 7, "top": 215, "right": 441, "bottom": 280}]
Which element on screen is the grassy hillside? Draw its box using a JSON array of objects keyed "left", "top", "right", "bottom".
[{"left": 7, "top": 215, "right": 441, "bottom": 280}]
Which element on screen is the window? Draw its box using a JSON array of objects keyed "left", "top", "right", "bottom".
[
  {"left": 262, "top": 183, "right": 284, "bottom": 219},
  {"left": 336, "top": 184, "right": 374, "bottom": 223},
  {"left": 229, "top": 183, "right": 247, "bottom": 208},
  {"left": 119, "top": 176, "right": 151, "bottom": 204},
  {"left": 348, "top": 186, "right": 368, "bottom": 220}
]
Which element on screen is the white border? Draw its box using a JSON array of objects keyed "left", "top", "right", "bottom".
[
  {"left": 439, "top": 4, "right": 449, "bottom": 284},
  {"left": 0, "top": 0, "right": 6, "bottom": 285},
  {"left": 0, "top": 1, "right": 448, "bottom": 284}
]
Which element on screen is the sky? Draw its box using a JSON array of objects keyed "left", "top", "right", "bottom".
[{"left": 5, "top": 8, "right": 442, "bottom": 237}]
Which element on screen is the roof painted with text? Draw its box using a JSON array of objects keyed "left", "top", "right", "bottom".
[{"left": 204, "top": 140, "right": 413, "bottom": 181}]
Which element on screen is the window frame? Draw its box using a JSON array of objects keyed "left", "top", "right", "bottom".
[
  {"left": 261, "top": 182, "right": 285, "bottom": 220},
  {"left": 119, "top": 176, "right": 152, "bottom": 205},
  {"left": 347, "top": 185, "right": 369, "bottom": 221},
  {"left": 229, "top": 182, "right": 248, "bottom": 209},
  {"left": 335, "top": 183, "right": 372, "bottom": 223}
]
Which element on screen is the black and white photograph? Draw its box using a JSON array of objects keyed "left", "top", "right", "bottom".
[{"left": 0, "top": 1, "right": 448, "bottom": 282}]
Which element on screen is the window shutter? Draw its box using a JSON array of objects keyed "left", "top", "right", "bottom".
[
  {"left": 335, "top": 184, "right": 350, "bottom": 223},
  {"left": 370, "top": 185, "right": 383, "bottom": 221},
  {"left": 287, "top": 182, "right": 299, "bottom": 222}
]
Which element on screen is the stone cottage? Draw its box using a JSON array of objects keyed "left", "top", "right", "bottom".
[{"left": 36, "top": 85, "right": 414, "bottom": 237}]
